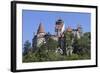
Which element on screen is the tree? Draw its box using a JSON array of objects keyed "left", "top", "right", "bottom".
[
  {"left": 73, "top": 32, "right": 91, "bottom": 57},
  {"left": 23, "top": 40, "right": 31, "bottom": 55},
  {"left": 63, "top": 31, "right": 74, "bottom": 55},
  {"left": 46, "top": 37, "right": 58, "bottom": 52},
  {"left": 35, "top": 37, "right": 58, "bottom": 61},
  {"left": 35, "top": 43, "right": 48, "bottom": 61}
]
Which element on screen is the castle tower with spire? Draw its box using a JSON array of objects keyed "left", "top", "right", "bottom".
[
  {"left": 32, "top": 23, "right": 46, "bottom": 48},
  {"left": 37, "top": 23, "right": 45, "bottom": 37},
  {"left": 55, "top": 19, "right": 64, "bottom": 37}
]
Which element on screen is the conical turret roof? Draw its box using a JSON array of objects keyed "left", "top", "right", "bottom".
[{"left": 37, "top": 23, "right": 45, "bottom": 34}]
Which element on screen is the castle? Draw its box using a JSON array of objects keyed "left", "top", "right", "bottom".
[{"left": 32, "top": 19, "right": 83, "bottom": 55}]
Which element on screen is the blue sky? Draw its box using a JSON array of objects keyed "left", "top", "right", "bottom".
[{"left": 22, "top": 10, "right": 91, "bottom": 46}]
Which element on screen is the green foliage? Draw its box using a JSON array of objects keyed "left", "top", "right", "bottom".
[
  {"left": 23, "top": 40, "right": 31, "bottom": 55},
  {"left": 66, "top": 54, "right": 79, "bottom": 60},
  {"left": 73, "top": 32, "right": 91, "bottom": 59},
  {"left": 46, "top": 37, "right": 58, "bottom": 51},
  {"left": 23, "top": 52, "right": 38, "bottom": 62},
  {"left": 64, "top": 32, "right": 74, "bottom": 46},
  {"left": 63, "top": 31, "right": 74, "bottom": 55},
  {"left": 23, "top": 32, "right": 91, "bottom": 62},
  {"left": 23, "top": 51, "right": 90, "bottom": 62}
]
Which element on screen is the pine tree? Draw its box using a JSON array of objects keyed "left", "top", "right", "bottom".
[{"left": 23, "top": 40, "right": 31, "bottom": 55}]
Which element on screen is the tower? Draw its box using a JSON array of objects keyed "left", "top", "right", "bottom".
[
  {"left": 32, "top": 23, "right": 46, "bottom": 48},
  {"left": 37, "top": 23, "right": 46, "bottom": 47},
  {"left": 77, "top": 24, "right": 83, "bottom": 39},
  {"left": 37, "top": 22, "right": 45, "bottom": 37},
  {"left": 55, "top": 19, "right": 64, "bottom": 37}
]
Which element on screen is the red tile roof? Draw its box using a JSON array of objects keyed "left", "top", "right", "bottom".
[
  {"left": 37, "top": 23, "right": 45, "bottom": 34},
  {"left": 66, "top": 26, "right": 72, "bottom": 32}
]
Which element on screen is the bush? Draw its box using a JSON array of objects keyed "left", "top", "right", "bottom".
[{"left": 65, "top": 54, "right": 79, "bottom": 60}]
